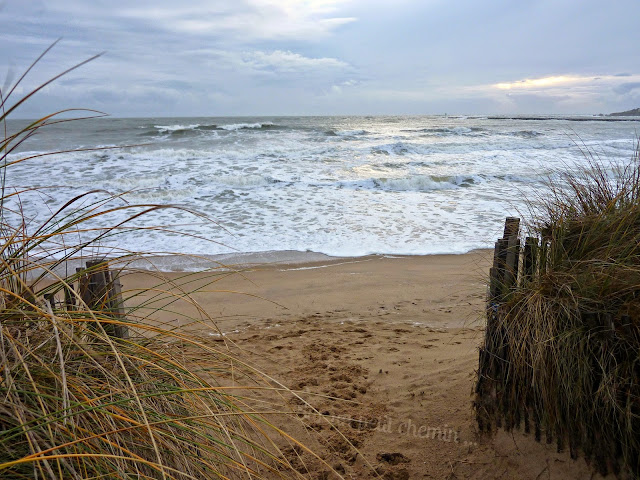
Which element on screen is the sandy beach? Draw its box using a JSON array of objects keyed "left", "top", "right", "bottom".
[{"left": 122, "top": 251, "right": 603, "bottom": 479}]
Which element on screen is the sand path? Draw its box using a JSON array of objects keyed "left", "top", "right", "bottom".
[{"left": 123, "top": 251, "right": 603, "bottom": 479}]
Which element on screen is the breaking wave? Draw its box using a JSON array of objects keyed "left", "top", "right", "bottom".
[
  {"left": 370, "top": 142, "right": 436, "bottom": 156},
  {"left": 218, "top": 122, "right": 275, "bottom": 131},
  {"left": 508, "top": 130, "right": 544, "bottom": 138},
  {"left": 147, "top": 122, "right": 281, "bottom": 137},
  {"left": 371, "top": 174, "right": 480, "bottom": 191},
  {"left": 401, "top": 126, "right": 485, "bottom": 136},
  {"left": 337, "top": 174, "right": 482, "bottom": 192},
  {"left": 325, "top": 129, "right": 369, "bottom": 137}
]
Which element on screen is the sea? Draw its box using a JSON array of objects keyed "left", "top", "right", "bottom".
[{"left": 6, "top": 115, "right": 640, "bottom": 269}]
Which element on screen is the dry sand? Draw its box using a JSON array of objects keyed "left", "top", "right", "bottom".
[{"left": 122, "top": 250, "right": 605, "bottom": 480}]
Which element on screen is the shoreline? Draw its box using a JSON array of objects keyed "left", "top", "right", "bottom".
[
  {"left": 30, "top": 248, "right": 494, "bottom": 278},
  {"left": 124, "top": 247, "right": 494, "bottom": 273}
]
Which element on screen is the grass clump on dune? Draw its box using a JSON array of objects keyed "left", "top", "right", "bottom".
[
  {"left": 485, "top": 144, "right": 640, "bottom": 478},
  {"left": 0, "top": 44, "right": 330, "bottom": 479}
]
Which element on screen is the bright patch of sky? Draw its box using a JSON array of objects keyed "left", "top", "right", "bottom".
[{"left": 2, "top": 0, "right": 639, "bottom": 116}]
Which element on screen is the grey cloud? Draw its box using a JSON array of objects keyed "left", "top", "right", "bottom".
[
  {"left": 2, "top": 0, "right": 640, "bottom": 116},
  {"left": 614, "top": 83, "right": 640, "bottom": 95}
]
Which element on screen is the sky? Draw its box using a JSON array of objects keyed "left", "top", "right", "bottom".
[{"left": 2, "top": 0, "right": 640, "bottom": 117}]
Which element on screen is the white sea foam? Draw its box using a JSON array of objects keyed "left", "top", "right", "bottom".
[
  {"left": 335, "top": 129, "right": 367, "bottom": 136},
  {"left": 155, "top": 124, "right": 200, "bottom": 132},
  {"left": 214, "top": 174, "right": 278, "bottom": 188},
  {"left": 371, "top": 142, "right": 420, "bottom": 155},
  {"left": 219, "top": 122, "right": 272, "bottom": 131},
  {"left": 371, "top": 174, "right": 480, "bottom": 191},
  {"left": 448, "top": 126, "right": 472, "bottom": 134},
  {"left": 7, "top": 115, "right": 639, "bottom": 268}
]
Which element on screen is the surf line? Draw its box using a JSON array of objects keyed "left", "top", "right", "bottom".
[{"left": 279, "top": 258, "right": 375, "bottom": 272}]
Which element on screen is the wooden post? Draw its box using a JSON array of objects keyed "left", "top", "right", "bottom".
[
  {"left": 504, "top": 234, "right": 520, "bottom": 291},
  {"left": 539, "top": 236, "right": 549, "bottom": 275},
  {"left": 476, "top": 217, "right": 524, "bottom": 434},
  {"left": 63, "top": 284, "right": 75, "bottom": 311},
  {"left": 523, "top": 237, "right": 538, "bottom": 283},
  {"left": 489, "top": 241, "right": 503, "bottom": 301},
  {"left": 496, "top": 238, "right": 509, "bottom": 298},
  {"left": 503, "top": 217, "right": 520, "bottom": 239},
  {"left": 78, "top": 259, "right": 129, "bottom": 339},
  {"left": 104, "top": 266, "right": 129, "bottom": 339},
  {"left": 501, "top": 218, "right": 520, "bottom": 431}
]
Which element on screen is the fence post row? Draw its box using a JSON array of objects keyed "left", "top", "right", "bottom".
[{"left": 474, "top": 218, "right": 635, "bottom": 477}]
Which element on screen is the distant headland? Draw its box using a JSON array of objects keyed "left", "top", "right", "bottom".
[{"left": 607, "top": 107, "right": 640, "bottom": 116}]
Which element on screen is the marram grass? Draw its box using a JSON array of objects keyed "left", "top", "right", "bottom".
[
  {"left": 0, "top": 43, "right": 337, "bottom": 479},
  {"left": 480, "top": 143, "right": 640, "bottom": 478}
]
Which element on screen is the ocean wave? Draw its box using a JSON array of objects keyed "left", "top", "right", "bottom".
[
  {"left": 154, "top": 124, "right": 201, "bottom": 132},
  {"left": 147, "top": 123, "right": 220, "bottom": 138},
  {"left": 378, "top": 160, "right": 434, "bottom": 170},
  {"left": 371, "top": 142, "right": 413, "bottom": 156},
  {"left": 153, "top": 123, "right": 222, "bottom": 132},
  {"left": 326, "top": 128, "right": 368, "bottom": 137},
  {"left": 401, "top": 126, "right": 485, "bottom": 136},
  {"left": 194, "top": 124, "right": 219, "bottom": 131},
  {"left": 339, "top": 174, "right": 481, "bottom": 192},
  {"left": 337, "top": 172, "right": 544, "bottom": 192},
  {"left": 508, "top": 130, "right": 544, "bottom": 138},
  {"left": 374, "top": 174, "right": 480, "bottom": 191},
  {"left": 219, "top": 122, "right": 275, "bottom": 131},
  {"left": 370, "top": 142, "right": 437, "bottom": 156},
  {"left": 213, "top": 174, "right": 282, "bottom": 188},
  {"left": 495, "top": 174, "right": 542, "bottom": 184},
  {"left": 149, "top": 122, "right": 280, "bottom": 136}
]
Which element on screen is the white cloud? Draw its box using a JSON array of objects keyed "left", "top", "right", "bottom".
[
  {"left": 490, "top": 74, "right": 640, "bottom": 93},
  {"left": 242, "top": 50, "right": 348, "bottom": 73},
  {"left": 494, "top": 75, "right": 584, "bottom": 90},
  {"left": 117, "top": 0, "right": 356, "bottom": 41},
  {"left": 453, "top": 73, "right": 640, "bottom": 114},
  {"left": 328, "top": 78, "right": 361, "bottom": 94}
]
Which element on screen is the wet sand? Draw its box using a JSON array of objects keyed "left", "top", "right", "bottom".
[{"left": 121, "top": 250, "right": 603, "bottom": 479}]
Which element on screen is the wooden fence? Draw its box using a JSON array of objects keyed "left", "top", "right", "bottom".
[
  {"left": 44, "top": 259, "right": 128, "bottom": 338},
  {"left": 475, "top": 217, "right": 638, "bottom": 478},
  {"left": 476, "top": 217, "right": 535, "bottom": 433}
]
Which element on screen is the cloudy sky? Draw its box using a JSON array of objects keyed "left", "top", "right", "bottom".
[{"left": 3, "top": 0, "right": 640, "bottom": 117}]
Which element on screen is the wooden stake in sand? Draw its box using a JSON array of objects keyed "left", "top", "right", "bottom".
[{"left": 77, "top": 259, "right": 129, "bottom": 338}]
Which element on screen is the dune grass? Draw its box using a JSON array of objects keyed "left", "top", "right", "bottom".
[
  {"left": 481, "top": 142, "right": 640, "bottom": 477},
  {"left": 0, "top": 43, "right": 335, "bottom": 479}
]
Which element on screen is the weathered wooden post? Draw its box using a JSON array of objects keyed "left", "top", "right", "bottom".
[
  {"left": 522, "top": 237, "right": 538, "bottom": 283},
  {"left": 501, "top": 218, "right": 520, "bottom": 430},
  {"left": 63, "top": 284, "right": 75, "bottom": 311},
  {"left": 78, "top": 259, "right": 128, "bottom": 339},
  {"left": 477, "top": 217, "right": 522, "bottom": 432},
  {"left": 488, "top": 240, "right": 503, "bottom": 302},
  {"left": 503, "top": 217, "right": 520, "bottom": 293}
]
